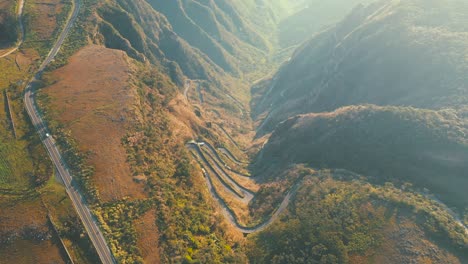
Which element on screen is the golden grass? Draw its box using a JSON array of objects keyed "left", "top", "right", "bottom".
[
  {"left": 43, "top": 45, "right": 146, "bottom": 202},
  {"left": 366, "top": 207, "right": 462, "bottom": 264},
  {"left": 134, "top": 209, "right": 161, "bottom": 263},
  {"left": 25, "top": 0, "right": 66, "bottom": 40}
]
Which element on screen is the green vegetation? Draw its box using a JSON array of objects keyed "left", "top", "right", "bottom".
[
  {"left": 47, "top": 0, "right": 98, "bottom": 70},
  {"left": 95, "top": 200, "right": 153, "bottom": 263},
  {"left": 0, "top": 13, "right": 18, "bottom": 45},
  {"left": 21, "top": 0, "right": 72, "bottom": 57},
  {"left": 0, "top": 84, "right": 96, "bottom": 264},
  {"left": 117, "top": 65, "right": 245, "bottom": 262},
  {"left": 248, "top": 169, "right": 468, "bottom": 263},
  {"left": 260, "top": 105, "right": 468, "bottom": 209},
  {"left": 0, "top": 0, "right": 99, "bottom": 258},
  {"left": 148, "top": 0, "right": 272, "bottom": 74},
  {"left": 38, "top": 59, "right": 247, "bottom": 262},
  {"left": 4, "top": 0, "right": 466, "bottom": 262}
]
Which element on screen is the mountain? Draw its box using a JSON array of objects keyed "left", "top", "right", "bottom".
[
  {"left": 278, "top": 0, "right": 376, "bottom": 47},
  {"left": 147, "top": 0, "right": 274, "bottom": 74},
  {"left": 257, "top": 105, "right": 468, "bottom": 208},
  {"left": 2, "top": 0, "right": 467, "bottom": 263},
  {"left": 256, "top": 0, "right": 468, "bottom": 133},
  {"left": 11, "top": 0, "right": 295, "bottom": 262},
  {"left": 96, "top": 0, "right": 224, "bottom": 85},
  {"left": 249, "top": 1, "right": 468, "bottom": 262},
  {"left": 248, "top": 168, "right": 468, "bottom": 263},
  {"left": 96, "top": 0, "right": 294, "bottom": 79}
]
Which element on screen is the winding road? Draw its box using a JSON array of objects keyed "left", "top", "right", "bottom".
[
  {"left": 0, "top": 0, "right": 25, "bottom": 58},
  {"left": 22, "top": 0, "right": 115, "bottom": 263},
  {"left": 200, "top": 144, "right": 254, "bottom": 201},
  {"left": 188, "top": 141, "right": 301, "bottom": 234},
  {"left": 183, "top": 72, "right": 301, "bottom": 233},
  {"left": 188, "top": 143, "right": 250, "bottom": 201}
]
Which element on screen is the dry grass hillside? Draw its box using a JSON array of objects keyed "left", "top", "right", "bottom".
[
  {"left": 25, "top": 0, "right": 68, "bottom": 41},
  {"left": 0, "top": 1, "right": 89, "bottom": 261},
  {"left": 43, "top": 45, "right": 145, "bottom": 202}
]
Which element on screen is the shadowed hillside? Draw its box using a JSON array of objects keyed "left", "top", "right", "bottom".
[
  {"left": 257, "top": 105, "right": 468, "bottom": 208},
  {"left": 278, "top": 0, "right": 376, "bottom": 47},
  {"left": 256, "top": 0, "right": 468, "bottom": 133},
  {"left": 0, "top": 1, "right": 18, "bottom": 46}
]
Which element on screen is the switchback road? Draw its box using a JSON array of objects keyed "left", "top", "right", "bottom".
[
  {"left": 188, "top": 142, "right": 301, "bottom": 234},
  {"left": 22, "top": 0, "right": 115, "bottom": 263}
]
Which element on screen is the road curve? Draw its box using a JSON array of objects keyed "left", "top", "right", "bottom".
[
  {"left": 192, "top": 149, "right": 301, "bottom": 234},
  {"left": 201, "top": 144, "right": 254, "bottom": 179},
  {"left": 189, "top": 142, "right": 301, "bottom": 233},
  {"left": 200, "top": 146, "right": 254, "bottom": 202},
  {"left": 22, "top": 0, "right": 115, "bottom": 263},
  {"left": 0, "top": 0, "right": 25, "bottom": 58},
  {"left": 188, "top": 144, "right": 250, "bottom": 202}
]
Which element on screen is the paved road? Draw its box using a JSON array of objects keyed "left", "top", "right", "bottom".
[
  {"left": 199, "top": 144, "right": 254, "bottom": 201},
  {"left": 218, "top": 147, "right": 247, "bottom": 165},
  {"left": 0, "top": 0, "right": 25, "bottom": 58},
  {"left": 22, "top": 0, "right": 115, "bottom": 263},
  {"left": 215, "top": 123, "right": 247, "bottom": 154},
  {"left": 188, "top": 143, "right": 250, "bottom": 201},
  {"left": 190, "top": 146, "right": 301, "bottom": 234},
  {"left": 189, "top": 142, "right": 300, "bottom": 233}
]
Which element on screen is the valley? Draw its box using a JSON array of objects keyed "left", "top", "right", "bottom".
[{"left": 0, "top": 0, "right": 467, "bottom": 263}]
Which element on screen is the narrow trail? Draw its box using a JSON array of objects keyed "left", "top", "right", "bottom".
[
  {"left": 226, "top": 93, "right": 246, "bottom": 117},
  {"left": 423, "top": 194, "right": 468, "bottom": 235},
  {"left": 187, "top": 137, "right": 299, "bottom": 234},
  {"left": 204, "top": 136, "right": 251, "bottom": 178},
  {"left": 218, "top": 147, "right": 248, "bottom": 166},
  {"left": 0, "top": 0, "right": 25, "bottom": 58}
]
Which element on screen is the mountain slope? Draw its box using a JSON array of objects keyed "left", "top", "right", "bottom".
[
  {"left": 256, "top": 0, "right": 468, "bottom": 133},
  {"left": 278, "top": 0, "right": 376, "bottom": 47},
  {"left": 257, "top": 105, "right": 468, "bottom": 208},
  {"left": 97, "top": 0, "right": 225, "bottom": 85},
  {"left": 4, "top": 0, "right": 467, "bottom": 262},
  {"left": 248, "top": 170, "right": 468, "bottom": 263}
]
